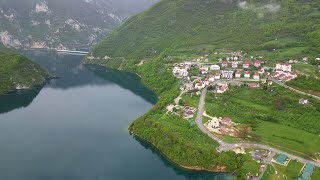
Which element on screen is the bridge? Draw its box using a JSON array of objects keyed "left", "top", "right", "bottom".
[{"left": 56, "top": 49, "right": 89, "bottom": 55}]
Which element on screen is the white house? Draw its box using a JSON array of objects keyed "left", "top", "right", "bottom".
[
  {"left": 243, "top": 60, "right": 250, "bottom": 69},
  {"left": 254, "top": 60, "right": 262, "bottom": 67},
  {"left": 208, "top": 118, "right": 220, "bottom": 129},
  {"left": 244, "top": 71, "right": 251, "bottom": 78},
  {"left": 253, "top": 72, "right": 260, "bottom": 80},
  {"left": 195, "top": 82, "right": 205, "bottom": 90},
  {"left": 221, "top": 61, "right": 228, "bottom": 68},
  {"left": 204, "top": 78, "right": 210, "bottom": 86},
  {"left": 276, "top": 62, "right": 292, "bottom": 72},
  {"left": 232, "top": 61, "right": 238, "bottom": 68},
  {"left": 209, "top": 75, "right": 215, "bottom": 82},
  {"left": 217, "top": 85, "right": 229, "bottom": 94},
  {"left": 215, "top": 73, "right": 221, "bottom": 80},
  {"left": 235, "top": 71, "right": 241, "bottom": 78}
]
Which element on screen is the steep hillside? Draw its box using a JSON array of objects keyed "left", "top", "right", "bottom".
[
  {"left": 0, "top": 0, "right": 158, "bottom": 50},
  {"left": 0, "top": 44, "right": 50, "bottom": 94},
  {"left": 92, "top": 0, "right": 320, "bottom": 60}
]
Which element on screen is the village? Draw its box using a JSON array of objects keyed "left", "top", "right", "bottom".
[
  {"left": 165, "top": 51, "right": 320, "bottom": 179},
  {"left": 168, "top": 51, "right": 298, "bottom": 123}
]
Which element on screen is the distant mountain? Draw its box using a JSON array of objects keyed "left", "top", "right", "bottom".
[
  {"left": 0, "top": 0, "right": 158, "bottom": 50},
  {"left": 92, "top": 0, "right": 320, "bottom": 60}
]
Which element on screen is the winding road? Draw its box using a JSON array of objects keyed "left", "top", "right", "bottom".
[{"left": 195, "top": 87, "right": 320, "bottom": 178}]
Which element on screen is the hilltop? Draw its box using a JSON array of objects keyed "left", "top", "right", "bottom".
[
  {"left": 92, "top": 0, "right": 320, "bottom": 60},
  {"left": 0, "top": 44, "right": 50, "bottom": 95}
]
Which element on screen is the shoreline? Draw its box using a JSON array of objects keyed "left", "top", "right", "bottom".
[{"left": 129, "top": 130, "right": 229, "bottom": 174}]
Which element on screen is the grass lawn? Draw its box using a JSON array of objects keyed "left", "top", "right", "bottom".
[
  {"left": 274, "top": 160, "right": 304, "bottom": 180},
  {"left": 205, "top": 85, "right": 320, "bottom": 157},
  {"left": 311, "top": 167, "right": 320, "bottom": 179},
  {"left": 181, "top": 92, "right": 200, "bottom": 108},
  {"left": 261, "top": 164, "right": 277, "bottom": 180},
  {"left": 292, "top": 64, "right": 320, "bottom": 78},
  {"left": 254, "top": 121, "right": 320, "bottom": 158},
  {"left": 242, "top": 153, "right": 261, "bottom": 177}
]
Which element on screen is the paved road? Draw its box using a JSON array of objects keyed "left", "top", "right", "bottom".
[
  {"left": 269, "top": 77, "right": 320, "bottom": 100},
  {"left": 194, "top": 88, "right": 320, "bottom": 177}
]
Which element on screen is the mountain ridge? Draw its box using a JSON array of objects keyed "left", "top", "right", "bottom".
[
  {"left": 92, "top": 0, "right": 320, "bottom": 60},
  {"left": 0, "top": 0, "right": 158, "bottom": 50}
]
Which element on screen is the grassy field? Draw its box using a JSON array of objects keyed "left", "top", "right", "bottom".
[
  {"left": 242, "top": 153, "right": 261, "bottom": 177},
  {"left": 254, "top": 121, "right": 320, "bottom": 158},
  {"left": 261, "top": 164, "right": 277, "bottom": 180},
  {"left": 292, "top": 64, "right": 320, "bottom": 78},
  {"left": 311, "top": 167, "right": 320, "bottom": 179},
  {"left": 181, "top": 92, "right": 200, "bottom": 108},
  {"left": 274, "top": 161, "right": 304, "bottom": 180},
  {"left": 205, "top": 85, "right": 320, "bottom": 157}
]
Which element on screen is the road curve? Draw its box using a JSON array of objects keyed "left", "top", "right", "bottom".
[
  {"left": 195, "top": 88, "right": 320, "bottom": 168},
  {"left": 269, "top": 77, "right": 320, "bottom": 100}
]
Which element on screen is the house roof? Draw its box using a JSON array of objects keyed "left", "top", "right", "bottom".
[
  {"left": 243, "top": 60, "right": 250, "bottom": 65},
  {"left": 254, "top": 60, "right": 262, "bottom": 64},
  {"left": 245, "top": 71, "right": 250, "bottom": 74},
  {"left": 283, "top": 76, "right": 292, "bottom": 81},
  {"left": 254, "top": 72, "right": 259, "bottom": 76},
  {"left": 271, "top": 72, "right": 279, "bottom": 77},
  {"left": 235, "top": 71, "right": 241, "bottom": 74},
  {"left": 276, "top": 154, "right": 288, "bottom": 164},
  {"left": 277, "top": 74, "right": 286, "bottom": 79},
  {"left": 215, "top": 73, "right": 221, "bottom": 76},
  {"left": 210, "top": 74, "right": 214, "bottom": 78},
  {"left": 222, "top": 117, "right": 232, "bottom": 121},
  {"left": 247, "top": 83, "right": 260, "bottom": 87},
  {"left": 222, "top": 61, "right": 228, "bottom": 64}
]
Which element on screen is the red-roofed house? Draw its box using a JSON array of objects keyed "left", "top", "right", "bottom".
[
  {"left": 247, "top": 83, "right": 260, "bottom": 88},
  {"left": 235, "top": 71, "right": 241, "bottom": 78},
  {"left": 276, "top": 62, "right": 292, "bottom": 72},
  {"left": 204, "top": 78, "right": 210, "bottom": 85},
  {"left": 254, "top": 60, "right": 262, "bottom": 67},
  {"left": 222, "top": 61, "right": 228, "bottom": 68},
  {"left": 277, "top": 74, "right": 286, "bottom": 80},
  {"left": 243, "top": 60, "right": 250, "bottom": 69},
  {"left": 253, "top": 72, "right": 260, "bottom": 80},
  {"left": 232, "top": 61, "right": 238, "bottom": 68},
  {"left": 271, "top": 72, "right": 279, "bottom": 78},
  {"left": 217, "top": 86, "right": 229, "bottom": 94},
  {"left": 209, "top": 75, "right": 215, "bottom": 82},
  {"left": 215, "top": 73, "right": 221, "bottom": 80},
  {"left": 221, "top": 117, "right": 232, "bottom": 125},
  {"left": 283, "top": 76, "right": 293, "bottom": 82},
  {"left": 290, "top": 72, "right": 297, "bottom": 78},
  {"left": 195, "top": 82, "right": 205, "bottom": 90},
  {"left": 244, "top": 71, "right": 251, "bottom": 78}
]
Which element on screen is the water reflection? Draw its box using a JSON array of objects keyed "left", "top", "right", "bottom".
[
  {"left": 0, "top": 87, "right": 42, "bottom": 114},
  {"left": 21, "top": 50, "right": 157, "bottom": 104}
]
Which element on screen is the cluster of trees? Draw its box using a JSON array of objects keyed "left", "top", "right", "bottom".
[
  {"left": 0, "top": 46, "right": 49, "bottom": 95},
  {"left": 93, "top": 0, "right": 320, "bottom": 61}
]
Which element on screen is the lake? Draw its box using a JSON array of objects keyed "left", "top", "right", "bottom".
[{"left": 0, "top": 51, "right": 231, "bottom": 180}]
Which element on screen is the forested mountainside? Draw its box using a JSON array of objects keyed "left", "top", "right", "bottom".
[
  {"left": 0, "top": 0, "right": 158, "bottom": 50},
  {"left": 0, "top": 44, "right": 50, "bottom": 94},
  {"left": 92, "top": 0, "right": 320, "bottom": 60}
]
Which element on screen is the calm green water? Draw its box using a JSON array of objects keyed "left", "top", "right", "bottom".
[{"left": 0, "top": 51, "right": 231, "bottom": 180}]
